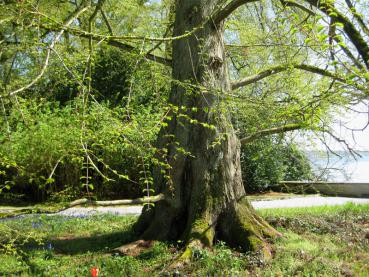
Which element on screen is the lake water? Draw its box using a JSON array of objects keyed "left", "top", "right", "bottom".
[{"left": 307, "top": 151, "right": 369, "bottom": 182}]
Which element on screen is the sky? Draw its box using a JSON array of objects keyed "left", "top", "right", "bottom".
[
  {"left": 333, "top": 102, "right": 369, "bottom": 151},
  {"left": 296, "top": 102, "right": 369, "bottom": 152}
]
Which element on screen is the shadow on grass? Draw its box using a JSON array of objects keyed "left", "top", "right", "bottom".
[{"left": 48, "top": 229, "right": 137, "bottom": 255}]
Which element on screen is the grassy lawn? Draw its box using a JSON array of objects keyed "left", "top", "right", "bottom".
[{"left": 0, "top": 203, "right": 368, "bottom": 276}]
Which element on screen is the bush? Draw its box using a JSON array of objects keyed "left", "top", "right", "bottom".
[
  {"left": 0, "top": 46, "right": 171, "bottom": 202},
  {"left": 0, "top": 98, "right": 163, "bottom": 202},
  {"left": 241, "top": 138, "right": 313, "bottom": 193}
]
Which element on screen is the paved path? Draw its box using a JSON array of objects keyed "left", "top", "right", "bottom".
[
  {"left": 251, "top": 196, "right": 369, "bottom": 209},
  {"left": 56, "top": 205, "right": 143, "bottom": 217},
  {"left": 55, "top": 196, "right": 369, "bottom": 217}
]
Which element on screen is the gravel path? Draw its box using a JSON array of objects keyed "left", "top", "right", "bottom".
[
  {"left": 56, "top": 205, "right": 143, "bottom": 217},
  {"left": 55, "top": 196, "right": 369, "bottom": 217}
]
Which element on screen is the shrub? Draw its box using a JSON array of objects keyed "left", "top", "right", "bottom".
[
  {"left": 0, "top": 98, "right": 163, "bottom": 202},
  {"left": 241, "top": 138, "right": 313, "bottom": 193}
]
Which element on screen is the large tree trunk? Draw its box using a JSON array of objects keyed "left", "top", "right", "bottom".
[{"left": 124, "top": 0, "right": 280, "bottom": 260}]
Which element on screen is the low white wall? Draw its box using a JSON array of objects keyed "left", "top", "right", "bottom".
[{"left": 280, "top": 182, "right": 369, "bottom": 198}]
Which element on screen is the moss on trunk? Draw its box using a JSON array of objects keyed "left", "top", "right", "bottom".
[{"left": 119, "top": 0, "right": 281, "bottom": 261}]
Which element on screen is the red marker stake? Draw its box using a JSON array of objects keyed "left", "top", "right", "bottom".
[{"left": 90, "top": 267, "right": 99, "bottom": 277}]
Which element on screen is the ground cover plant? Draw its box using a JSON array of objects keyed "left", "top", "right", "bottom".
[{"left": 0, "top": 203, "right": 368, "bottom": 276}]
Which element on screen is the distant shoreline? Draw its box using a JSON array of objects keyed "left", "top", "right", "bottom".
[{"left": 305, "top": 151, "right": 369, "bottom": 182}]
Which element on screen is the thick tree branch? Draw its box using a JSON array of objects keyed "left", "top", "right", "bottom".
[
  {"left": 232, "top": 65, "right": 287, "bottom": 90},
  {"left": 146, "top": 23, "right": 173, "bottom": 56},
  {"left": 40, "top": 25, "right": 172, "bottom": 66},
  {"left": 69, "top": 193, "right": 166, "bottom": 207},
  {"left": 333, "top": 36, "right": 365, "bottom": 70},
  {"left": 89, "top": 0, "right": 106, "bottom": 23},
  {"left": 344, "top": 0, "right": 369, "bottom": 37},
  {"left": 100, "top": 9, "right": 113, "bottom": 35},
  {"left": 240, "top": 123, "right": 302, "bottom": 144},
  {"left": 47, "top": 18, "right": 203, "bottom": 43},
  {"left": 231, "top": 63, "right": 346, "bottom": 90},
  {"left": 213, "top": 0, "right": 259, "bottom": 24},
  {"left": 281, "top": 1, "right": 364, "bottom": 70},
  {"left": 86, "top": 0, "right": 106, "bottom": 93},
  {"left": 304, "top": 0, "right": 369, "bottom": 69},
  {"left": 225, "top": 2, "right": 365, "bottom": 70},
  {"left": 276, "top": 1, "right": 368, "bottom": 69},
  {"left": 280, "top": 0, "right": 315, "bottom": 16},
  {"left": 107, "top": 40, "right": 171, "bottom": 66}
]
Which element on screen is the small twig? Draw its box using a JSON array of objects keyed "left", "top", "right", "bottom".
[
  {"left": 48, "top": 156, "right": 64, "bottom": 180},
  {"left": 325, "top": 130, "right": 361, "bottom": 159},
  {"left": 100, "top": 8, "right": 113, "bottom": 35}
]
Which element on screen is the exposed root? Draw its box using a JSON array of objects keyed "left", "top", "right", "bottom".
[
  {"left": 165, "top": 239, "right": 205, "bottom": 271},
  {"left": 139, "top": 202, "right": 178, "bottom": 241},
  {"left": 219, "top": 200, "right": 281, "bottom": 261},
  {"left": 113, "top": 197, "right": 280, "bottom": 266},
  {"left": 112, "top": 240, "right": 155, "bottom": 257},
  {"left": 240, "top": 197, "right": 282, "bottom": 239},
  {"left": 183, "top": 215, "right": 216, "bottom": 247}
]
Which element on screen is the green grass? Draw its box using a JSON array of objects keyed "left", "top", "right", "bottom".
[
  {"left": 259, "top": 201, "right": 369, "bottom": 217},
  {"left": 0, "top": 204, "right": 368, "bottom": 276}
]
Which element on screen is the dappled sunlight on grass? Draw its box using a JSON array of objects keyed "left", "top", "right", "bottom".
[
  {"left": 0, "top": 204, "right": 368, "bottom": 276},
  {"left": 258, "top": 202, "right": 369, "bottom": 217}
]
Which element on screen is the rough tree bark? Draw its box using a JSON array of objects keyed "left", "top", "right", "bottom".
[{"left": 117, "top": 0, "right": 280, "bottom": 260}]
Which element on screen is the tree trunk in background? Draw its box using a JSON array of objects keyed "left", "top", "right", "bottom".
[{"left": 132, "top": 0, "right": 280, "bottom": 259}]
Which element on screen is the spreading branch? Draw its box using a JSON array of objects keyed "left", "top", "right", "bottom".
[
  {"left": 100, "top": 9, "right": 113, "bottom": 35},
  {"left": 223, "top": 1, "right": 367, "bottom": 70},
  {"left": 277, "top": 1, "right": 368, "bottom": 71},
  {"left": 240, "top": 123, "right": 303, "bottom": 144},
  {"left": 69, "top": 194, "right": 166, "bottom": 207},
  {"left": 333, "top": 36, "right": 365, "bottom": 70},
  {"left": 325, "top": 130, "right": 361, "bottom": 158},
  {"left": 280, "top": 1, "right": 365, "bottom": 70},
  {"left": 231, "top": 63, "right": 346, "bottom": 90},
  {"left": 304, "top": 0, "right": 369, "bottom": 69},
  {"left": 344, "top": 0, "right": 369, "bottom": 37},
  {"left": 43, "top": 14, "right": 205, "bottom": 42},
  {"left": 280, "top": 0, "right": 315, "bottom": 16},
  {"left": 40, "top": 24, "right": 172, "bottom": 66},
  {"left": 213, "top": 0, "right": 259, "bottom": 24}
]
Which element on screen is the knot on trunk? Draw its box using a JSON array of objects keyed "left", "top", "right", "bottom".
[{"left": 208, "top": 55, "right": 223, "bottom": 70}]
